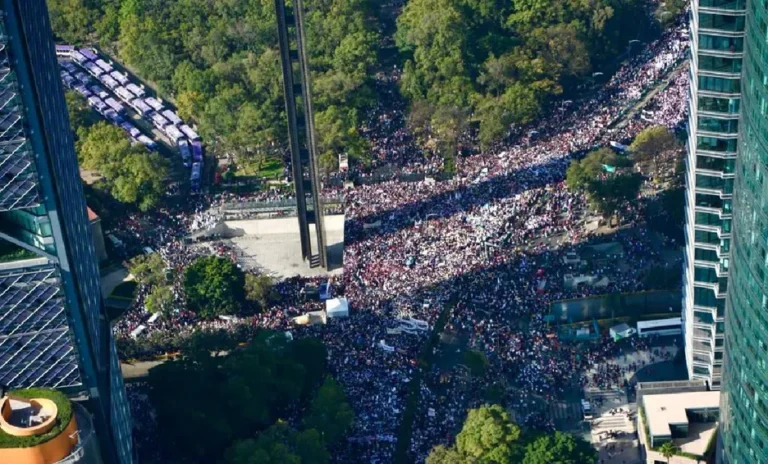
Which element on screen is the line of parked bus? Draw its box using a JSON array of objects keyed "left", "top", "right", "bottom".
[{"left": 57, "top": 45, "right": 204, "bottom": 191}]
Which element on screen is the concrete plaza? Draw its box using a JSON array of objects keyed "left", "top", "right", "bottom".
[{"left": 225, "top": 215, "right": 344, "bottom": 278}]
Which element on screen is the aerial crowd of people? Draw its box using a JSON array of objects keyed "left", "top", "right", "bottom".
[{"left": 104, "top": 18, "right": 691, "bottom": 464}]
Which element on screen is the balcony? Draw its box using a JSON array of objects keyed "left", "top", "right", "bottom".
[
  {"left": 693, "top": 326, "right": 713, "bottom": 339},
  {"left": 693, "top": 340, "right": 714, "bottom": 353},
  {"left": 697, "top": 0, "right": 747, "bottom": 14}
]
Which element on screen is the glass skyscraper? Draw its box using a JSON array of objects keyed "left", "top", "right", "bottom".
[
  {"left": 719, "top": 0, "right": 768, "bottom": 459},
  {"left": 683, "top": 0, "right": 745, "bottom": 390},
  {"left": 0, "top": 0, "right": 134, "bottom": 463}
]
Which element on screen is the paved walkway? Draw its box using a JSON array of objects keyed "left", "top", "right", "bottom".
[
  {"left": 585, "top": 340, "right": 682, "bottom": 464},
  {"left": 121, "top": 360, "right": 164, "bottom": 380}
]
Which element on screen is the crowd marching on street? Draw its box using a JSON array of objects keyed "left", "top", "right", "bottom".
[{"left": 106, "top": 18, "right": 692, "bottom": 464}]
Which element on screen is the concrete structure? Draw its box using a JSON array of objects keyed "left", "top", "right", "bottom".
[
  {"left": 682, "top": 0, "right": 745, "bottom": 390},
  {"left": 0, "top": 1, "right": 133, "bottom": 462},
  {"left": 86, "top": 208, "right": 107, "bottom": 262},
  {"left": 224, "top": 215, "right": 345, "bottom": 277},
  {"left": 635, "top": 380, "right": 708, "bottom": 405},
  {"left": 274, "top": 0, "right": 329, "bottom": 268},
  {"left": 638, "top": 391, "right": 719, "bottom": 464},
  {"left": 0, "top": 389, "right": 102, "bottom": 464}
]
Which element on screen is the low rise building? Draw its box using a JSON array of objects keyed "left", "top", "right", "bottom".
[{"left": 637, "top": 390, "right": 719, "bottom": 464}]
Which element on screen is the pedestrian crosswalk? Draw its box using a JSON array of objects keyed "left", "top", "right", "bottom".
[
  {"left": 510, "top": 400, "right": 583, "bottom": 422},
  {"left": 549, "top": 402, "right": 583, "bottom": 420}
]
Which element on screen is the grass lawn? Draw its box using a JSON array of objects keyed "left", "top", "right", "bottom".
[{"left": 233, "top": 156, "right": 284, "bottom": 179}]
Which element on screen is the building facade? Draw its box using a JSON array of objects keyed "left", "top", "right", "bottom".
[
  {"left": 719, "top": 0, "right": 768, "bottom": 460},
  {"left": 683, "top": 0, "right": 746, "bottom": 390},
  {"left": 0, "top": 1, "right": 133, "bottom": 463}
]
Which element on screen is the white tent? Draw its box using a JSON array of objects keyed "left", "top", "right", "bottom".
[{"left": 326, "top": 297, "right": 349, "bottom": 318}]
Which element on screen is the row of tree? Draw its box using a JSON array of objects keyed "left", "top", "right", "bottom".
[
  {"left": 427, "top": 404, "right": 597, "bottom": 464},
  {"left": 50, "top": 0, "right": 669, "bottom": 175},
  {"left": 397, "top": 0, "right": 653, "bottom": 150},
  {"left": 146, "top": 331, "right": 352, "bottom": 463},
  {"left": 48, "top": 0, "right": 379, "bottom": 172}
]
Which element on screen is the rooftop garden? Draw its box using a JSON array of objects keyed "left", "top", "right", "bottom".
[{"left": 0, "top": 388, "right": 73, "bottom": 449}]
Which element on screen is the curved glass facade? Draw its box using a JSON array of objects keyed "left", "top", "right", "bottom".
[
  {"left": 720, "top": 0, "right": 768, "bottom": 462},
  {"left": 684, "top": 0, "right": 745, "bottom": 389}
]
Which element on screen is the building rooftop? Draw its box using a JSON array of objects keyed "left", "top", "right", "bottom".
[
  {"left": 86, "top": 207, "right": 98, "bottom": 222},
  {"left": 0, "top": 388, "right": 72, "bottom": 449},
  {"left": 643, "top": 391, "right": 719, "bottom": 439}
]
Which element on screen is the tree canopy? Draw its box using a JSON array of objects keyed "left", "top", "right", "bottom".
[
  {"left": 302, "top": 377, "right": 354, "bottom": 446},
  {"left": 565, "top": 147, "right": 641, "bottom": 217},
  {"left": 49, "top": 0, "right": 379, "bottom": 170},
  {"left": 244, "top": 273, "right": 278, "bottom": 311},
  {"left": 222, "top": 422, "right": 329, "bottom": 464},
  {"left": 183, "top": 256, "right": 246, "bottom": 318},
  {"left": 629, "top": 125, "right": 680, "bottom": 176},
  {"left": 522, "top": 431, "right": 598, "bottom": 464},
  {"left": 64, "top": 90, "right": 97, "bottom": 134},
  {"left": 427, "top": 405, "right": 596, "bottom": 464},
  {"left": 147, "top": 331, "right": 338, "bottom": 462},
  {"left": 396, "top": 0, "right": 650, "bottom": 147},
  {"left": 127, "top": 252, "right": 167, "bottom": 287},
  {"left": 145, "top": 285, "right": 174, "bottom": 314},
  {"left": 77, "top": 122, "right": 168, "bottom": 211},
  {"left": 455, "top": 404, "right": 522, "bottom": 463}
]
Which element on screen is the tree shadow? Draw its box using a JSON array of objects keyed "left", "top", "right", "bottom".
[{"left": 345, "top": 151, "right": 583, "bottom": 245}]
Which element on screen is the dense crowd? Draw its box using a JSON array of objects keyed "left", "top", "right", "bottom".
[
  {"left": 339, "top": 21, "right": 690, "bottom": 462},
  {"left": 107, "top": 18, "right": 691, "bottom": 464}
]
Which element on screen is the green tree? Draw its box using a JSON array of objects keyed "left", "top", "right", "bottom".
[
  {"left": 127, "top": 252, "right": 166, "bottom": 287},
  {"left": 588, "top": 172, "right": 643, "bottom": 217},
  {"left": 289, "top": 337, "right": 329, "bottom": 395},
  {"left": 183, "top": 256, "right": 245, "bottom": 318},
  {"left": 148, "top": 332, "right": 327, "bottom": 462},
  {"left": 244, "top": 273, "right": 278, "bottom": 311},
  {"left": 77, "top": 122, "right": 168, "bottom": 210},
  {"left": 64, "top": 90, "right": 96, "bottom": 134},
  {"left": 46, "top": 0, "right": 96, "bottom": 44},
  {"left": 522, "top": 431, "right": 597, "bottom": 464},
  {"left": 426, "top": 445, "right": 466, "bottom": 464},
  {"left": 396, "top": 0, "right": 650, "bottom": 146},
  {"left": 565, "top": 148, "right": 626, "bottom": 192},
  {"left": 222, "top": 422, "right": 329, "bottom": 464},
  {"left": 455, "top": 405, "right": 522, "bottom": 463},
  {"left": 629, "top": 126, "right": 679, "bottom": 174},
  {"left": 659, "top": 441, "right": 679, "bottom": 463},
  {"left": 303, "top": 377, "right": 354, "bottom": 446},
  {"left": 145, "top": 285, "right": 174, "bottom": 314}
]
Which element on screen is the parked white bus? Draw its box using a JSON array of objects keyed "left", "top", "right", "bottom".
[{"left": 637, "top": 317, "right": 682, "bottom": 338}]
